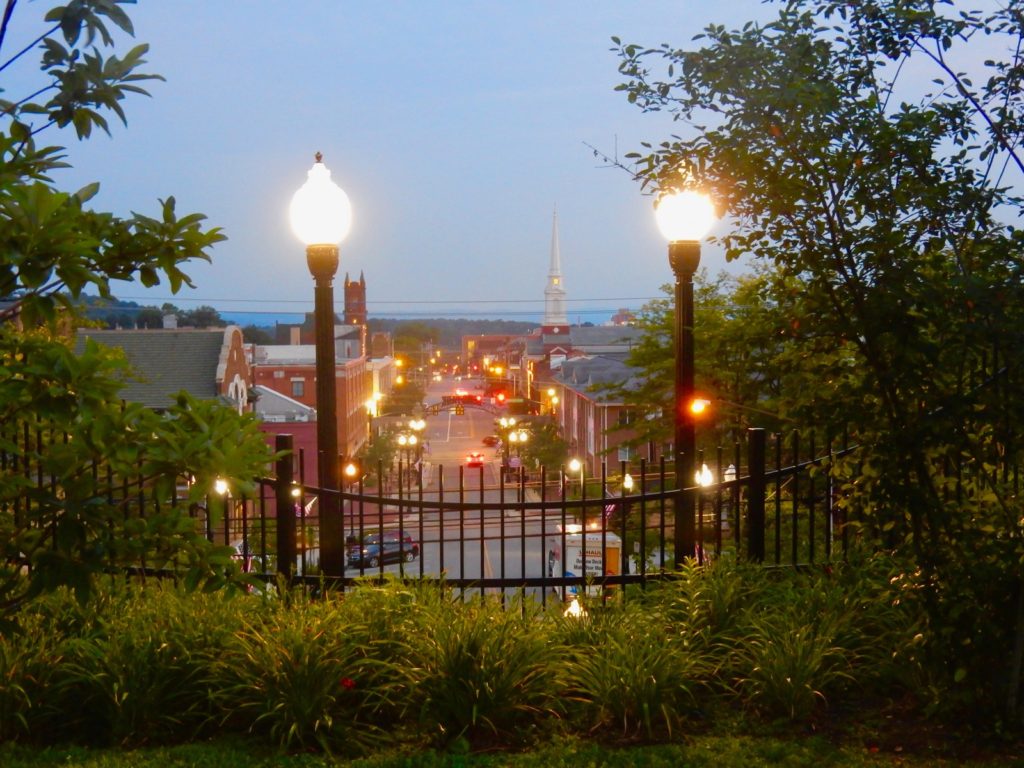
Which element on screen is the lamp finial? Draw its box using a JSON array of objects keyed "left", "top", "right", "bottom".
[{"left": 315, "top": 151, "right": 323, "bottom": 163}]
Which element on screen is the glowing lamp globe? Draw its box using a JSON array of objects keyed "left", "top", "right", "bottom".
[
  {"left": 655, "top": 190, "right": 716, "bottom": 242},
  {"left": 289, "top": 154, "right": 353, "bottom": 246}
]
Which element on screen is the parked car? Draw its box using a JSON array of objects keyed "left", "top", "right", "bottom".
[
  {"left": 465, "top": 451, "right": 485, "bottom": 468},
  {"left": 482, "top": 435, "right": 499, "bottom": 447},
  {"left": 347, "top": 530, "right": 419, "bottom": 568}
]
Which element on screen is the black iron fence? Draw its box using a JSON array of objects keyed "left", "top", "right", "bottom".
[
  {"left": 3, "top": 425, "right": 854, "bottom": 606},
  {"left": 234, "top": 428, "right": 855, "bottom": 602}
]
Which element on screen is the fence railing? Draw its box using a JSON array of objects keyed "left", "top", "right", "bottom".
[
  {"left": 3, "top": 425, "right": 854, "bottom": 605},
  {"left": 221, "top": 428, "right": 855, "bottom": 602}
]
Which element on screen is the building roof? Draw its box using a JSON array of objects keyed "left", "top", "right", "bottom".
[
  {"left": 554, "top": 355, "right": 641, "bottom": 403},
  {"left": 567, "top": 325, "right": 643, "bottom": 350},
  {"left": 252, "top": 384, "right": 316, "bottom": 423},
  {"left": 75, "top": 327, "right": 237, "bottom": 408}
]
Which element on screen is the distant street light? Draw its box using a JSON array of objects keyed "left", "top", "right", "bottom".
[
  {"left": 568, "top": 457, "right": 583, "bottom": 496},
  {"left": 655, "top": 189, "right": 717, "bottom": 567},
  {"left": 396, "top": 433, "right": 419, "bottom": 492},
  {"left": 290, "top": 152, "right": 352, "bottom": 576}
]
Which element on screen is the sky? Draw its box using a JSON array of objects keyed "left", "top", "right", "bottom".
[{"left": 8, "top": 1, "right": 773, "bottom": 324}]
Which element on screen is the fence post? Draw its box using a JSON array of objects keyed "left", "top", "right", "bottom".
[
  {"left": 275, "top": 434, "right": 297, "bottom": 579},
  {"left": 747, "top": 428, "right": 766, "bottom": 562}
]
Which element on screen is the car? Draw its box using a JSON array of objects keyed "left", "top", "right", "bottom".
[
  {"left": 482, "top": 435, "right": 499, "bottom": 447},
  {"left": 466, "top": 451, "right": 485, "bottom": 468},
  {"left": 347, "top": 531, "right": 419, "bottom": 569}
]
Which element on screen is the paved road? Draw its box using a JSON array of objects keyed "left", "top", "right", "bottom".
[{"left": 349, "top": 375, "right": 580, "bottom": 604}]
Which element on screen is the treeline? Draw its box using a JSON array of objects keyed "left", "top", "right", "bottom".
[
  {"left": 368, "top": 318, "right": 536, "bottom": 352},
  {"left": 77, "top": 295, "right": 226, "bottom": 330}
]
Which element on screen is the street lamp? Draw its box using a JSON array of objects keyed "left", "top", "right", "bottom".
[
  {"left": 290, "top": 152, "right": 352, "bottom": 576},
  {"left": 567, "top": 457, "right": 583, "bottom": 497},
  {"left": 342, "top": 460, "right": 360, "bottom": 536},
  {"left": 508, "top": 428, "right": 528, "bottom": 471},
  {"left": 655, "top": 189, "right": 716, "bottom": 567},
  {"left": 498, "top": 416, "right": 516, "bottom": 468},
  {"left": 396, "top": 433, "right": 419, "bottom": 492}
]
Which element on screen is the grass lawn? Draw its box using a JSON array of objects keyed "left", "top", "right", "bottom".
[{"left": 1, "top": 733, "right": 1020, "bottom": 768}]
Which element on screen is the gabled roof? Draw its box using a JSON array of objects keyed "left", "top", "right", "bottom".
[
  {"left": 554, "top": 355, "right": 641, "bottom": 404},
  {"left": 75, "top": 327, "right": 235, "bottom": 409}
]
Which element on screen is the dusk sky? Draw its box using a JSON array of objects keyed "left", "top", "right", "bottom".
[{"left": 11, "top": 2, "right": 773, "bottom": 323}]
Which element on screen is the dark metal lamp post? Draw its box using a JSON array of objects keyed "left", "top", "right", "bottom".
[
  {"left": 654, "top": 190, "right": 716, "bottom": 568},
  {"left": 290, "top": 152, "right": 352, "bottom": 576}
]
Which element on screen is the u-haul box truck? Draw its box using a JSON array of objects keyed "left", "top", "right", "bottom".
[{"left": 545, "top": 523, "right": 621, "bottom": 599}]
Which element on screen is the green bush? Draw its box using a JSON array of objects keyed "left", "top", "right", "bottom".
[
  {"left": 557, "top": 603, "right": 706, "bottom": 739},
  {"left": 208, "top": 590, "right": 392, "bottom": 756},
  {"left": 0, "top": 556, "right": 942, "bottom": 752},
  {"left": 729, "top": 607, "right": 853, "bottom": 721},
  {"left": 412, "top": 595, "right": 564, "bottom": 749},
  {"left": 41, "top": 582, "right": 244, "bottom": 746}
]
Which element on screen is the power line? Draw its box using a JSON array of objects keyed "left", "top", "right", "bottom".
[{"left": 109, "top": 294, "right": 662, "bottom": 306}]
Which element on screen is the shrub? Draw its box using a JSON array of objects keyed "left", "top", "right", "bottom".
[
  {"left": 413, "top": 595, "right": 564, "bottom": 749},
  {"left": 208, "top": 591, "right": 390, "bottom": 756},
  {"left": 43, "top": 582, "right": 242, "bottom": 746},
  {"left": 558, "top": 602, "right": 706, "bottom": 739}
]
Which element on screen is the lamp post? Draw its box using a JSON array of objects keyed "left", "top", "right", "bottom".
[
  {"left": 342, "top": 460, "right": 360, "bottom": 537},
  {"left": 499, "top": 416, "right": 516, "bottom": 469},
  {"left": 290, "top": 152, "right": 352, "bottom": 577},
  {"left": 568, "top": 457, "right": 583, "bottom": 497},
  {"left": 396, "top": 433, "right": 418, "bottom": 492},
  {"left": 655, "top": 189, "right": 716, "bottom": 567}
]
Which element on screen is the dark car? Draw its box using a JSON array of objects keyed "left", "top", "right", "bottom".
[
  {"left": 347, "top": 531, "right": 419, "bottom": 569},
  {"left": 482, "top": 435, "right": 500, "bottom": 447}
]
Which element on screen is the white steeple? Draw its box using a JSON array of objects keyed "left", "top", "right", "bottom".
[{"left": 543, "top": 208, "right": 568, "bottom": 329}]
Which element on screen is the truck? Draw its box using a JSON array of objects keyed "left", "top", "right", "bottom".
[{"left": 545, "top": 523, "right": 622, "bottom": 600}]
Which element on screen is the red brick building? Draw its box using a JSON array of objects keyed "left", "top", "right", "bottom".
[{"left": 250, "top": 339, "right": 370, "bottom": 465}]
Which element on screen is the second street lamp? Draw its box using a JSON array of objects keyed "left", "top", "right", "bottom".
[
  {"left": 655, "top": 189, "right": 717, "bottom": 567},
  {"left": 290, "top": 152, "right": 352, "bottom": 577}
]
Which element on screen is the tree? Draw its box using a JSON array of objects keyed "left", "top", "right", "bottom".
[
  {"left": 358, "top": 428, "right": 399, "bottom": 490},
  {"left": 0, "top": 1, "right": 271, "bottom": 624},
  {"left": 242, "top": 324, "right": 272, "bottom": 344},
  {"left": 614, "top": 0, "right": 1024, "bottom": 721},
  {"left": 599, "top": 268, "right": 793, "bottom": 451},
  {"left": 135, "top": 305, "right": 163, "bottom": 328},
  {"left": 518, "top": 420, "right": 569, "bottom": 475},
  {"left": 393, "top": 321, "right": 439, "bottom": 356}
]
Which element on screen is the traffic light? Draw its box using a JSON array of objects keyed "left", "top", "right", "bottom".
[{"left": 496, "top": 392, "right": 506, "bottom": 404}]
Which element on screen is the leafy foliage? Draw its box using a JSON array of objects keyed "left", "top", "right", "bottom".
[
  {"left": 0, "top": 557, "right": 957, "bottom": 752},
  {"left": 0, "top": 2, "right": 271, "bottom": 623},
  {"left": 0, "top": 331, "right": 273, "bottom": 621},
  {"left": 613, "top": 0, "right": 1024, "bottom": 722}
]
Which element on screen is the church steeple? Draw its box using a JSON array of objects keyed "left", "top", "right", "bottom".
[{"left": 542, "top": 208, "right": 568, "bottom": 334}]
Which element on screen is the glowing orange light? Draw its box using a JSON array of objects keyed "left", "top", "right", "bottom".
[{"left": 688, "top": 398, "right": 711, "bottom": 416}]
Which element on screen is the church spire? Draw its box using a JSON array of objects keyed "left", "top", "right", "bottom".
[{"left": 543, "top": 207, "right": 568, "bottom": 329}]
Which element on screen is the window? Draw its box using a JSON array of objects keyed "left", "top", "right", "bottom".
[
  {"left": 617, "top": 444, "right": 633, "bottom": 462},
  {"left": 291, "top": 378, "right": 305, "bottom": 398}
]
